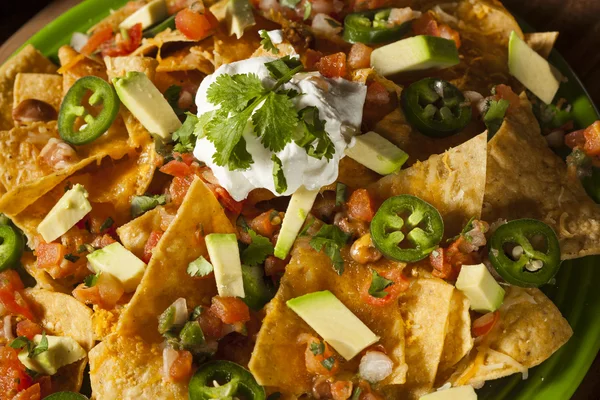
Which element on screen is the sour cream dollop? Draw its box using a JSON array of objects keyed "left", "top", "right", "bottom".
[{"left": 193, "top": 56, "right": 367, "bottom": 201}]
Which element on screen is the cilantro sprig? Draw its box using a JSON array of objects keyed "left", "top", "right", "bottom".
[
  {"left": 259, "top": 30, "right": 279, "bottom": 55},
  {"left": 296, "top": 106, "right": 335, "bottom": 160},
  {"left": 368, "top": 270, "right": 394, "bottom": 298},
  {"left": 309, "top": 223, "right": 350, "bottom": 274},
  {"left": 10, "top": 332, "right": 48, "bottom": 358},
  {"left": 187, "top": 256, "right": 214, "bottom": 278},
  {"left": 241, "top": 230, "right": 274, "bottom": 266},
  {"left": 483, "top": 99, "right": 510, "bottom": 138}
]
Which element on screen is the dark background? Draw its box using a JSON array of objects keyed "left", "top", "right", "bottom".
[{"left": 0, "top": 0, "right": 599, "bottom": 398}]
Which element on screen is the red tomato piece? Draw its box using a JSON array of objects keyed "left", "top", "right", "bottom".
[
  {"left": 16, "top": 320, "right": 43, "bottom": 340},
  {"left": 210, "top": 296, "right": 251, "bottom": 325},
  {"left": 36, "top": 243, "right": 67, "bottom": 269},
  {"left": 353, "top": 0, "right": 388, "bottom": 11},
  {"left": 494, "top": 84, "right": 520, "bottom": 113},
  {"left": 299, "top": 334, "right": 340, "bottom": 376},
  {"left": 213, "top": 187, "right": 244, "bottom": 214},
  {"left": 430, "top": 247, "right": 455, "bottom": 280},
  {"left": 317, "top": 52, "right": 348, "bottom": 78},
  {"left": 91, "top": 234, "right": 117, "bottom": 249},
  {"left": 304, "top": 49, "right": 323, "bottom": 70},
  {"left": 0, "top": 269, "right": 24, "bottom": 291},
  {"left": 80, "top": 25, "right": 114, "bottom": 56},
  {"left": 361, "top": 268, "right": 410, "bottom": 307},
  {"left": 331, "top": 381, "right": 353, "bottom": 400},
  {"left": 472, "top": 311, "right": 500, "bottom": 337},
  {"left": 264, "top": 255, "right": 287, "bottom": 278},
  {"left": 0, "top": 346, "right": 33, "bottom": 398},
  {"left": 175, "top": 8, "right": 216, "bottom": 41},
  {"left": 583, "top": 121, "right": 600, "bottom": 156},
  {"left": 249, "top": 209, "right": 281, "bottom": 239},
  {"left": 12, "top": 383, "right": 40, "bottom": 400},
  {"left": 412, "top": 13, "right": 460, "bottom": 48},
  {"left": 160, "top": 160, "right": 193, "bottom": 178},
  {"left": 169, "top": 350, "right": 194, "bottom": 382},
  {"left": 143, "top": 231, "right": 164, "bottom": 263},
  {"left": 565, "top": 129, "right": 586, "bottom": 149},
  {"left": 198, "top": 308, "right": 224, "bottom": 339},
  {"left": 0, "top": 271, "right": 35, "bottom": 321},
  {"left": 169, "top": 175, "right": 195, "bottom": 206},
  {"left": 348, "top": 43, "right": 373, "bottom": 70},
  {"left": 347, "top": 189, "right": 376, "bottom": 222}
]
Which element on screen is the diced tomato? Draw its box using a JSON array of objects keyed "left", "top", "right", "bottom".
[
  {"left": 210, "top": 296, "right": 251, "bottom": 325},
  {"left": 304, "top": 49, "right": 324, "bottom": 70},
  {"left": 16, "top": 320, "right": 43, "bottom": 340},
  {"left": 174, "top": 152, "right": 196, "bottom": 166},
  {"left": 213, "top": 187, "right": 244, "bottom": 214},
  {"left": 249, "top": 209, "right": 281, "bottom": 239},
  {"left": 12, "top": 383, "right": 40, "bottom": 400},
  {"left": 80, "top": 25, "right": 114, "bottom": 56},
  {"left": 472, "top": 311, "right": 500, "bottom": 337},
  {"left": 565, "top": 129, "right": 586, "bottom": 149},
  {"left": 412, "top": 13, "right": 460, "bottom": 48},
  {"left": 175, "top": 8, "right": 216, "bottom": 41},
  {"left": 494, "top": 84, "right": 520, "bottom": 113},
  {"left": 430, "top": 247, "right": 455, "bottom": 280},
  {"left": 348, "top": 43, "right": 373, "bottom": 70},
  {"left": 198, "top": 308, "right": 224, "bottom": 339},
  {"left": 143, "top": 231, "right": 164, "bottom": 263},
  {"left": 361, "top": 268, "right": 410, "bottom": 307},
  {"left": 73, "top": 284, "right": 102, "bottom": 307},
  {"left": 34, "top": 376, "right": 51, "bottom": 399},
  {"left": 169, "top": 350, "right": 194, "bottom": 382},
  {"left": 160, "top": 160, "right": 193, "bottom": 178},
  {"left": 264, "top": 255, "right": 287, "bottom": 277},
  {"left": 439, "top": 24, "right": 461, "bottom": 48},
  {"left": 91, "top": 234, "right": 117, "bottom": 249},
  {"left": 101, "top": 23, "right": 143, "bottom": 57},
  {"left": 0, "top": 346, "right": 33, "bottom": 398},
  {"left": 362, "top": 81, "right": 396, "bottom": 127},
  {"left": 169, "top": 175, "right": 195, "bottom": 206},
  {"left": 431, "top": 237, "right": 480, "bottom": 280},
  {"left": 366, "top": 81, "right": 391, "bottom": 106},
  {"left": 299, "top": 334, "right": 340, "bottom": 376},
  {"left": 317, "top": 52, "right": 347, "bottom": 78},
  {"left": 331, "top": 381, "right": 353, "bottom": 400},
  {"left": 35, "top": 243, "right": 67, "bottom": 269},
  {"left": 73, "top": 272, "right": 124, "bottom": 309},
  {"left": 347, "top": 189, "right": 376, "bottom": 222},
  {"left": 583, "top": 121, "right": 600, "bottom": 156},
  {"left": 0, "top": 270, "right": 35, "bottom": 321}
]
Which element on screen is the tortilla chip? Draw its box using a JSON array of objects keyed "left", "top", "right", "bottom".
[
  {"left": 132, "top": 29, "right": 195, "bottom": 58},
  {"left": 249, "top": 243, "right": 408, "bottom": 395},
  {"left": 448, "top": 287, "right": 572, "bottom": 387},
  {"left": 87, "top": 2, "right": 141, "bottom": 34},
  {"left": 483, "top": 94, "right": 600, "bottom": 259},
  {"left": 21, "top": 251, "right": 70, "bottom": 293},
  {"left": 0, "top": 45, "right": 57, "bottom": 130},
  {"left": 436, "top": 290, "right": 473, "bottom": 383},
  {"left": 57, "top": 46, "right": 108, "bottom": 95},
  {"left": 525, "top": 32, "right": 559, "bottom": 59},
  {"left": 93, "top": 305, "right": 125, "bottom": 341},
  {"left": 118, "top": 178, "right": 235, "bottom": 342},
  {"left": 384, "top": 278, "right": 455, "bottom": 399},
  {"left": 369, "top": 133, "right": 487, "bottom": 238},
  {"left": 117, "top": 206, "right": 164, "bottom": 259},
  {"left": 89, "top": 334, "right": 187, "bottom": 399},
  {"left": 24, "top": 288, "right": 94, "bottom": 392},
  {"left": 157, "top": 43, "right": 215, "bottom": 75},
  {"left": 13, "top": 73, "right": 62, "bottom": 116}
]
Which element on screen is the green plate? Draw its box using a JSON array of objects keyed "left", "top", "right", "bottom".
[{"left": 13, "top": 1, "right": 600, "bottom": 399}]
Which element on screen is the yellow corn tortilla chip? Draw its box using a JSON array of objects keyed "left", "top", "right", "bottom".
[
  {"left": 384, "top": 278, "right": 455, "bottom": 399},
  {"left": 448, "top": 287, "right": 572, "bottom": 387},
  {"left": 132, "top": 28, "right": 196, "bottom": 58},
  {"left": 92, "top": 305, "right": 125, "bottom": 341},
  {"left": 525, "top": 32, "right": 559, "bottom": 59},
  {"left": 0, "top": 45, "right": 57, "bottom": 130},
  {"left": 87, "top": 1, "right": 143, "bottom": 34},
  {"left": 57, "top": 46, "right": 108, "bottom": 95},
  {"left": 369, "top": 132, "right": 487, "bottom": 239},
  {"left": 157, "top": 43, "right": 215, "bottom": 75},
  {"left": 483, "top": 94, "right": 600, "bottom": 259},
  {"left": 89, "top": 334, "right": 187, "bottom": 399},
  {"left": 118, "top": 178, "right": 235, "bottom": 342},
  {"left": 23, "top": 288, "right": 94, "bottom": 392},
  {"left": 249, "top": 242, "right": 408, "bottom": 395},
  {"left": 13, "top": 73, "right": 63, "bottom": 116},
  {"left": 117, "top": 206, "right": 164, "bottom": 260}
]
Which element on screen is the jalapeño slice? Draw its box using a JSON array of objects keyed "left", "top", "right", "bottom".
[
  {"left": 0, "top": 224, "right": 24, "bottom": 272},
  {"left": 488, "top": 219, "right": 561, "bottom": 287},
  {"left": 401, "top": 77, "right": 472, "bottom": 138},
  {"left": 58, "top": 76, "right": 120, "bottom": 145},
  {"left": 188, "top": 360, "right": 266, "bottom": 400},
  {"left": 370, "top": 194, "right": 444, "bottom": 262},
  {"left": 343, "top": 8, "right": 412, "bottom": 44}
]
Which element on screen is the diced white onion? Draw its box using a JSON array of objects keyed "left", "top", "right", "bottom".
[
  {"left": 3, "top": 315, "right": 14, "bottom": 341},
  {"left": 70, "top": 32, "right": 89, "bottom": 53},
  {"left": 312, "top": 14, "right": 342, "bottom": 36},
  {"left": 162, "top": 347, "right": 179, "bottom": 379},
  {"left": 388, "top": 8, "right": 421, "bottom": 25},
  {"left": 359, "top": 351, "right": 393, "bottom": 383},
  {"left": 172, "top": 298, "right": 188, "bottom": 328}
]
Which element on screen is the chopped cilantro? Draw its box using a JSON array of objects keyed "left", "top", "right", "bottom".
[
  {"left": 335, "top": 183, "right": 347, "bottom": 207},
  {"left": 187, "top": 256, "right": 214, "bottom": 278},
  {"left": 172, "top": 113, "right": 200, "bottom": 153},
  {"left": 10, "top": 332, "right": 48, "bottom": 358},
  {"left": 131, "top": 194, "right": 167, "bottom": 218},
  {"left": 99, "top": 217, "right": 114, "bottom": 232},
  {"left": 30, "top": 332, "right": 48, "bottom": 357},
  {"left": 321, "top": 356, "right": 336, "bottom": 371},
  {"left": 78, "top": 244, "right": 96, "bottom": 254},
  {"left": 164, "top": 85, "right": 185, "bottom": 116},
  {"left": 309, "top": 340, "right": 325, "bottom": 355},
  {"left": 9, "top": 336, "right": 30, "bottom": 351},
  {"left": 483, "top": 99, "right": 510, "bottom": 138},
  {"left": 309, "top": 223, "right": 350, "bottom": 274},
  {"left": 351, "top": 387, "right": 362, "bottom": 400},
  {"left": 191, "top": 305, "right": 204, "bottom": 320},
  {"left": 241, "top": 230, "right": 274, "bottom": 266},
  {"left": 271, "top": 154, "right": 287, "bottom": 194},
  {"left": 259, "top": 29, "right": 279, "bottom": 55},
  {"left": 296, "top": 106, "right": 335, "bottom": 160},
  {"left": 368, "top": 270, "right": 393, "bottom": 298},
  {"left": 64, "top": 253, "right": 80, "bottom": 263},
  {"left": 84, "top": 273, "right": 100, "bottom": 288}
]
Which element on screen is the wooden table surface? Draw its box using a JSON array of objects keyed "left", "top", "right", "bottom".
[{"left": 0, "top": 0, "right": 598, "bottom": 398}]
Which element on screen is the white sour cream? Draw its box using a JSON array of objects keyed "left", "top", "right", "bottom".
[{"left": 194, "top": 56, "right": 366, "bottom": 201}]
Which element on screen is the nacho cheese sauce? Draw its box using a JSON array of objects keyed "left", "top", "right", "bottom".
[{"left": 193, "top": 56, "right": 367, "bottom": 201}]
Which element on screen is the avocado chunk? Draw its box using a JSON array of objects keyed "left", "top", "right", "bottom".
[
  {"left": 345, "top": 131, "right": 409, "bottom": 175},
  {"left": 226, "top": 0, "right": 256, "bottom": 39},
  {"left": 113, "top": 71, "right": 182, "bottom": 141},
  {"left": 18, "top": 335, "right": 86, "bottom": 376},
  {"left": 274, "top": 186, "right": 319, "bottom": 260},
  {"left": 370, "top": 35, "right": 459, "bottom": 76},
  {"left": 455, "top": 263, "right": 505, "bottom": 313},
  {"left": 206, "top": 233, "right": 245, "bottom": 298},
  {"left": 37, "top": 184, "right": 92, "bottom": 243},
  {"left": 87, "top": 242, "right": 147, "bottom": 292},
  {"left": 119, "top": 0, "right": 169, "bottom": 30},
  {"left": 287, "top": 290, "right": 379, "bottom": 360},
  {"left": 508, "top": 31, "right": 561, "bottom": 104},
  {"left": 418, "top": 385, "right": 477, "bottom": 400}
]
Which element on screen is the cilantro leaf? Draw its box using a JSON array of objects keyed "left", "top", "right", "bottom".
[
  {"left": 303, "top": 1, "right": 312, "bottom": 20},
  {"left": 206, "top": 73, "right": 264, "bottom": 112},
  {"left": 321, "top": 356, "right": 336, "bottom": 371},
  {"left": 309, "top": 223, "right": 350, "bottom": 274},
  {"left": 187, "top": 256, "right": 214, "bottom": 278},
  {"left": 296, "top": 106, "right": 335, "bottom": 160},
  {"left": 30, "top": 332, "right": 48, "bottom": 357},
  {"left": 335, "top": 183, "right": 347, "bottom": 207},
  {"left": 9, "top": 336, "right": 31, "bottom": 351},
  {"left": 99, "top": 217, "right": 114, "bottom": 232},
  {"left": 194, "top": 110, "right": 215, "bottom": 139},
  {"left": 164, "top": 85, "right": 185, "bottom": 116},
  {"left": 84, "top": 273, "right": 100, "bottom": 288},
  {"left": 368, "top": 270, "right": 394, "bottom": 298},
  {"left": 64, "top": 253, "right": 80, "bottom": 263},
  {"left": 483, "top": 99, "right": 510, "bottom": 138},
  {"left": 78, "top": 244, "right": 96, "bottom": 254},
  {"left": 280, "top": 0, "right": 301, "bottom": 8},
  {"left": 264, "top": 57, "right": 304, "bottom": 88},
  {"left": 191, "top": 306, "right": 204, "bottom": 320},
  {"left": 271, "top": 154, "right": 287, "bottom": 194},
  {"left": 309, "top": 341, "right": 325, "bottom": 355},
  {"left": 252, "top": 92, "right": 298, "bottom": 152},
  {"left": 172, "top": 113, "right": 200, "bottom": 153},
  {"left": 205, "top": 109, "right": 254, "bottom": 170},
  {"left": 259, "top": 30, "right": 279, "bottom": 55},
  {"left": 351, "top": 388, "right": 362, "bottom": 400},
  {"left": 131, "top": 194, "right": 167, "bottom": 218},
  {"left": 242, "top": 230, "right": 274, "bottom": 267}
]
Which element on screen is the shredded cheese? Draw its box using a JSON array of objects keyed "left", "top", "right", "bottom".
[{"left": 57, "top": 53, "right": 86, "bottom": 74}]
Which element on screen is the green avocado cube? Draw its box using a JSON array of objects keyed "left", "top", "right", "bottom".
[
  {"left": 87, "top": 242, "right": 147, "bottom": 292},
  {"left": 206, "top": 233, "right": 245, "bottom": 298},
  {"left": 345, "top": 131, "right": 408, "bottom": 175},
  {"left": 456, "top": 263, "right": 505, "bottom": 313},
  {"left": 37, "top": 184, "right": 92, "bottom": 243},
  {"left": 18, "top": 335, "right": 86, "bottom": 376},
  {"left": 418, "top": 385, "right": 477, "bottom": 400}
]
